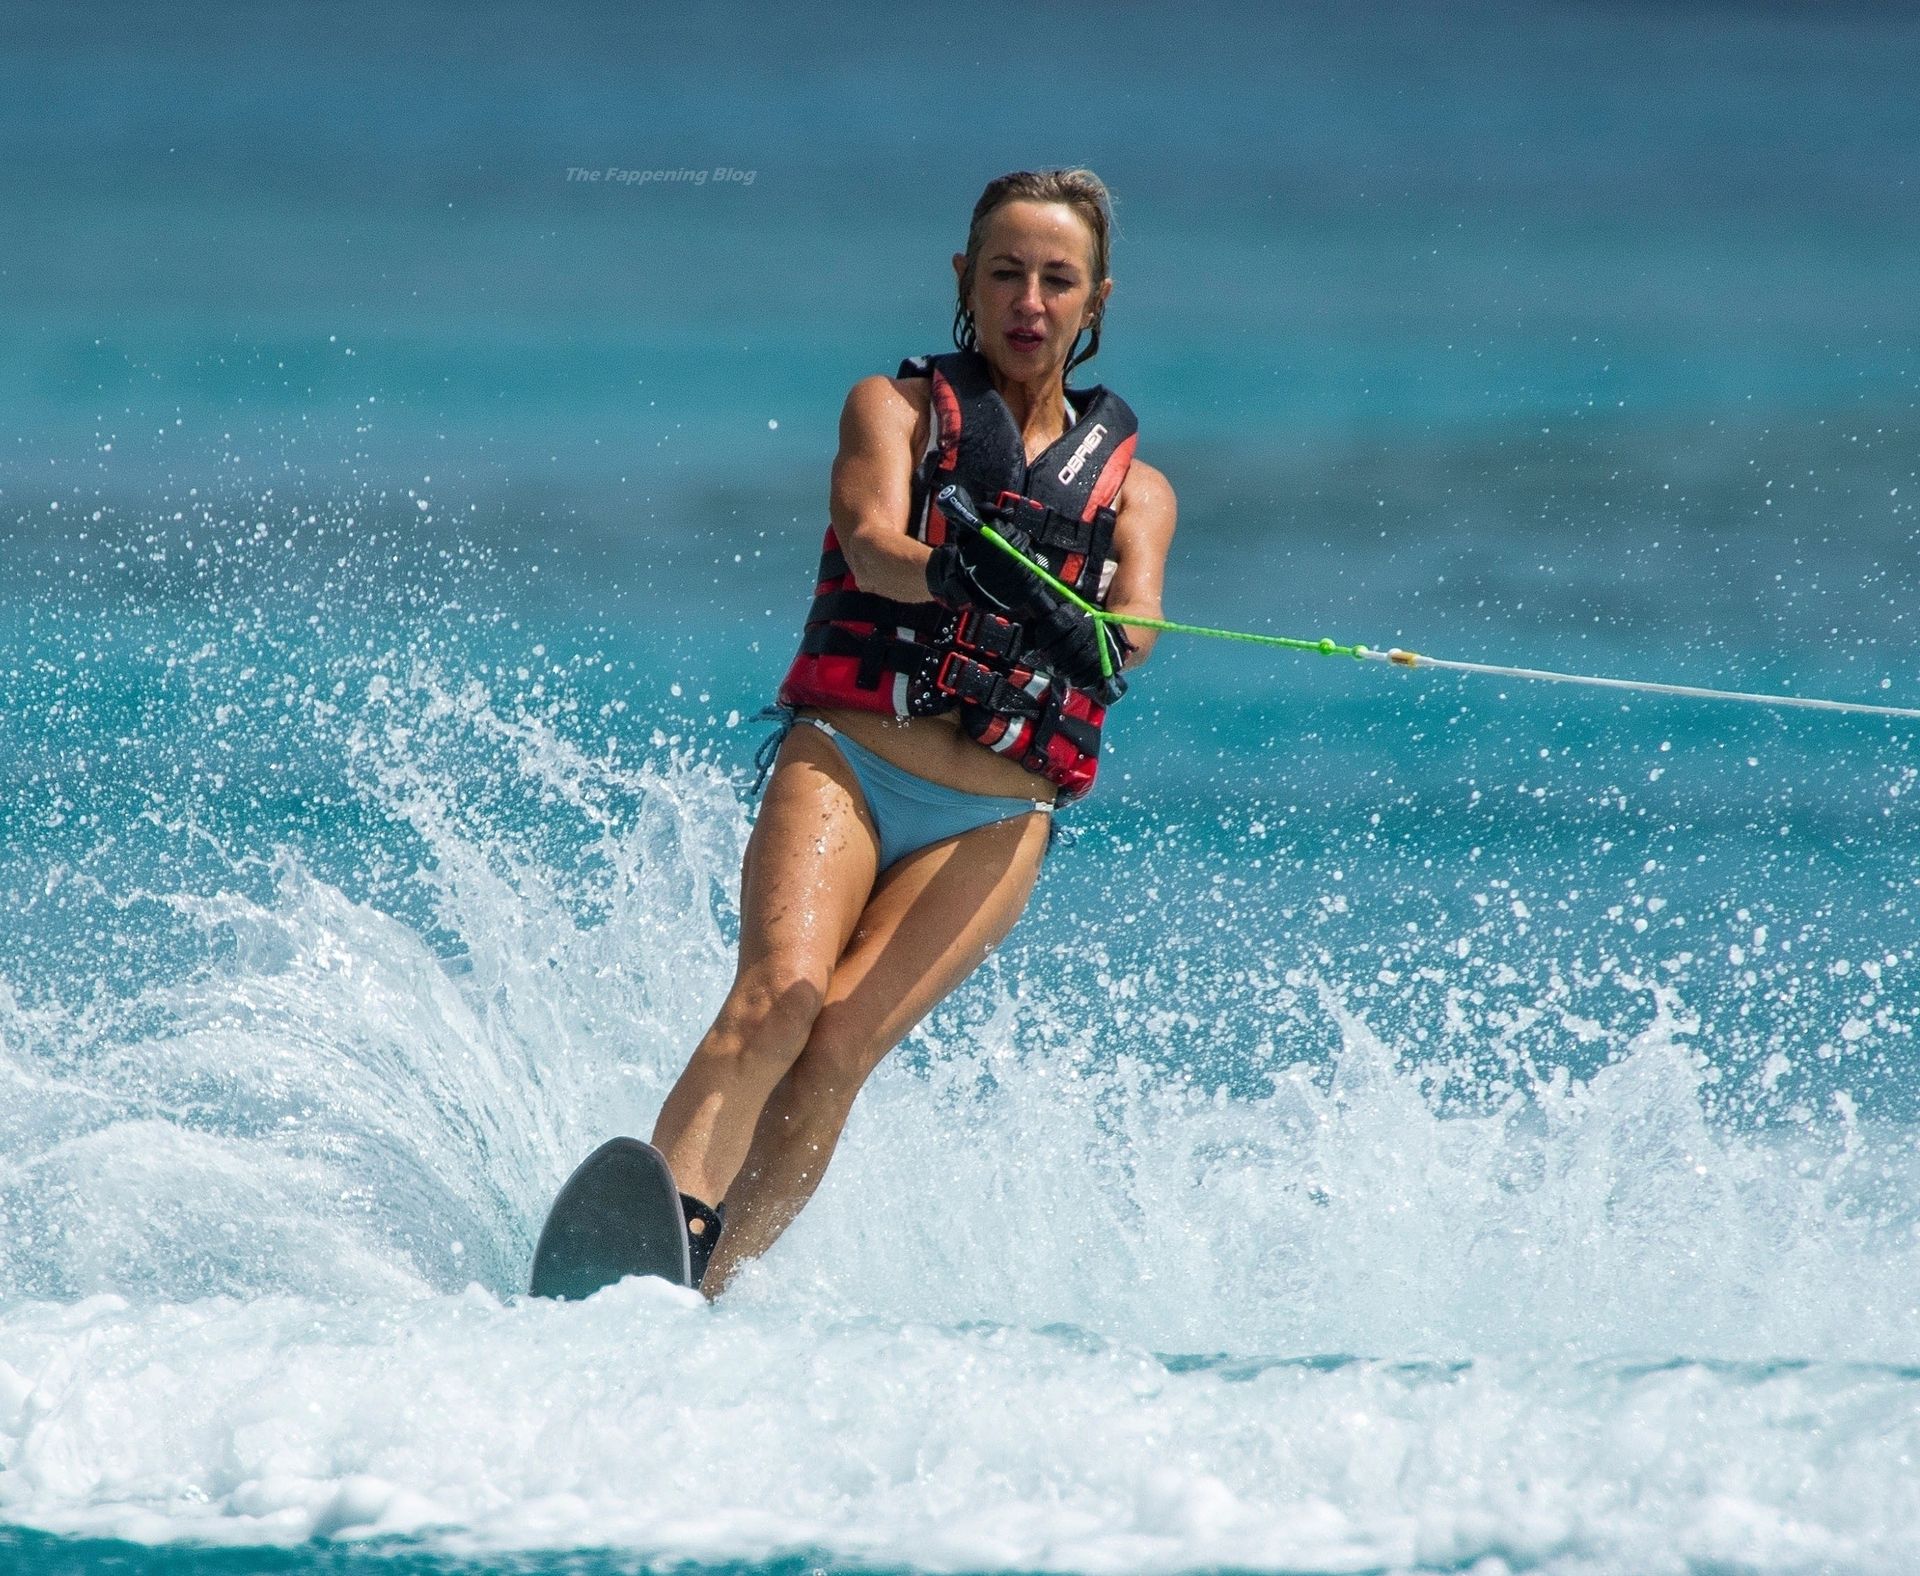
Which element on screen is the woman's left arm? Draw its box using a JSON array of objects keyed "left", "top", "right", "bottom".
[{"left": 1101, "top": 460, "right": 1179, "bottom": 668}]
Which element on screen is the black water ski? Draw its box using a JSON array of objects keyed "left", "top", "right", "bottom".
[{"left": 528, "top": 1137, "right": 690, "bottom": 1298}]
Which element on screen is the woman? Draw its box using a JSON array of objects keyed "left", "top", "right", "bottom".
[{"left": 650, "top": 167, "right": 1178, "bottom": 1297}]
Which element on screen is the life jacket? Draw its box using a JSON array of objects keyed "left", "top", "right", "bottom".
[{"left": 776, "top": 349, "right": 1139, "bottom": 800}]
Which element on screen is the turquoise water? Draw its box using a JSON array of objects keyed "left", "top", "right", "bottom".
[{"left": 4, "top": 2, "right": 1920, "bottom": 1573}]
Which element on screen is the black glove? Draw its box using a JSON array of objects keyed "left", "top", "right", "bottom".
[
  {"left": 1025, "top": 602, "right": 1132, "bottom": 705},
  {"left": 925, "top": 482, "right": 1131, "bottom": 705},
  {"left": 923, "top": 483, "right": 1048, "bottom": 616}
]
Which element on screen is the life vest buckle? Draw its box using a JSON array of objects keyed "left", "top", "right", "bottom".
[
  {"left": 952, "top": 607, "right": 1023, "bottom": 662},
  {"left": 996, "top": 491, "right": 1092, "bottom": 556},
  {"left": 933, "top": 651, "right": 1000, "bottom": 707}
]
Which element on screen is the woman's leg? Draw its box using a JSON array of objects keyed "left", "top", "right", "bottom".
[
  {"left": 649, "top": 724, "right": 880, "bottom": 1205},
  {"left": 701, "top": 806, "right": 1051, "bottom": 1295}
]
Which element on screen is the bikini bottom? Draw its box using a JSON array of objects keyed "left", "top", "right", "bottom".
[{"left": 756, "top": 708, "right": 1053, "bottom": 872}]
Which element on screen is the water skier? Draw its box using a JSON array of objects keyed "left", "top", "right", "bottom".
[{"left": 649, "top": 167, "right": 1179, "bottom": 1295}]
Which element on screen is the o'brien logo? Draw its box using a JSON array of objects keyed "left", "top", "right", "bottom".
[{"left": 1057, "top": 422, "right": 1107, "bottom": 485}]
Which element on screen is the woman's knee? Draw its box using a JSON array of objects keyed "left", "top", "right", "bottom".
[
  {"left": 714, "top": 960, "right": 829, "bottom": 1066},
  {"left": 788, "top": 1003, "right": 891, "bottom": 1103}
]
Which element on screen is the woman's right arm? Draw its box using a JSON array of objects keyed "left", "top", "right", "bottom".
[{"left": 828, "top": 376, "right": 934, "bottom": 604}]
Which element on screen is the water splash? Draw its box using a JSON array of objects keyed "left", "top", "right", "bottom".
[{"left": 3, "top": 514, "right": 1919, "bottom": 1569}]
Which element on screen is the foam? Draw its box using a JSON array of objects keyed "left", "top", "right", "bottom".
[{"left": 4, "top": 1285, "right": 1920, "bottom": 1572}]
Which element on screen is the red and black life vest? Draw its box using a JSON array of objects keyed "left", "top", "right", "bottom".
[{"left": 777, "top": 349, "right": 1139, "bottom": 800}]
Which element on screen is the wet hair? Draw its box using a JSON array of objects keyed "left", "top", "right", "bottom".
[{"left": 952, "top": 168, "right": 1114, "bottom": 375}]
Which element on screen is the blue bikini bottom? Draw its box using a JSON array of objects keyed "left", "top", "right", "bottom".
[{"left": 759, "top": 710, "right": 1053, "bottom": 872}]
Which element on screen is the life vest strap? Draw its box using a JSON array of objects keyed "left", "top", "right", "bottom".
[
  {"left": 798, "top": 623, "right": 933, "bottom": 695},
  {"left": 806, "top": 589, "right": 951, "bottom": 639},
  {"left": 1030, "top": 691, "right": 1101, "bottom": 759},
  {"left": 805, "top": 595, "right": 1031, "bottom": 668}
]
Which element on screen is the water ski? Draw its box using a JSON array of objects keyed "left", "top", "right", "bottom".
[{"left": 529, "top": 1136, "right": 690, "bottom": 1298}]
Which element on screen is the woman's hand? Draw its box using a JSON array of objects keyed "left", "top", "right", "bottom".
[
  {"left": 922, "top": 500, "right": 1043, "bottom": 614},
  {"left": 1025, "top": 602, "right": 1130, "bottom": 703},
  {"left": 924, "top": 483, "right": 1128, "bottom": 703}
]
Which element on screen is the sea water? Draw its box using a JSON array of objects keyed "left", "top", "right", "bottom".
[{"left": 4, "top": 3, "right": 1919, "bottom": 1573}]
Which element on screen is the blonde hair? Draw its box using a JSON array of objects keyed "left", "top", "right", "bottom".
[{"left": 953, "top": 168, "right": 1114, "bottom": 375}]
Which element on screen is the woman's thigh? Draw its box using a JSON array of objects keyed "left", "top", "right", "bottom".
[
  {"left": 806, "top": 807, "right": 1052, "bottom": 1077},
  {"left": 735, "top": 724, "right": 884, "bottom": 994}
]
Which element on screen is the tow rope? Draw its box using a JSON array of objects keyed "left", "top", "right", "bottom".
[{"left": 977, "top": 522, "right": 1920, "bottom": 724}]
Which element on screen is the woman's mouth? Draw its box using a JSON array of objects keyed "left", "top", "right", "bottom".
[{"left": 1006, "top": 328, "right": 1045, "bottom": 352}]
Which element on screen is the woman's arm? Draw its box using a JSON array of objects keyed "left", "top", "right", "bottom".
[
  {"left": 1102, "top": 459, "right": 1179, "bottom": 667},
  {"left": 828, "top": 375, "right": 935, "bottom": 604}
]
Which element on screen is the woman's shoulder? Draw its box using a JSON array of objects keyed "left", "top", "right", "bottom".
[
  {"left": 1119, "top": 456, "right": 1177, "bottom": 517},
  {"left": 839, "top": 372, "right": 931, "bottom": 453}
]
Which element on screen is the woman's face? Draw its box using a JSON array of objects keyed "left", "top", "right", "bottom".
[{"left": 956, "top": 199, "right": 1109, "bottom": 379}]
